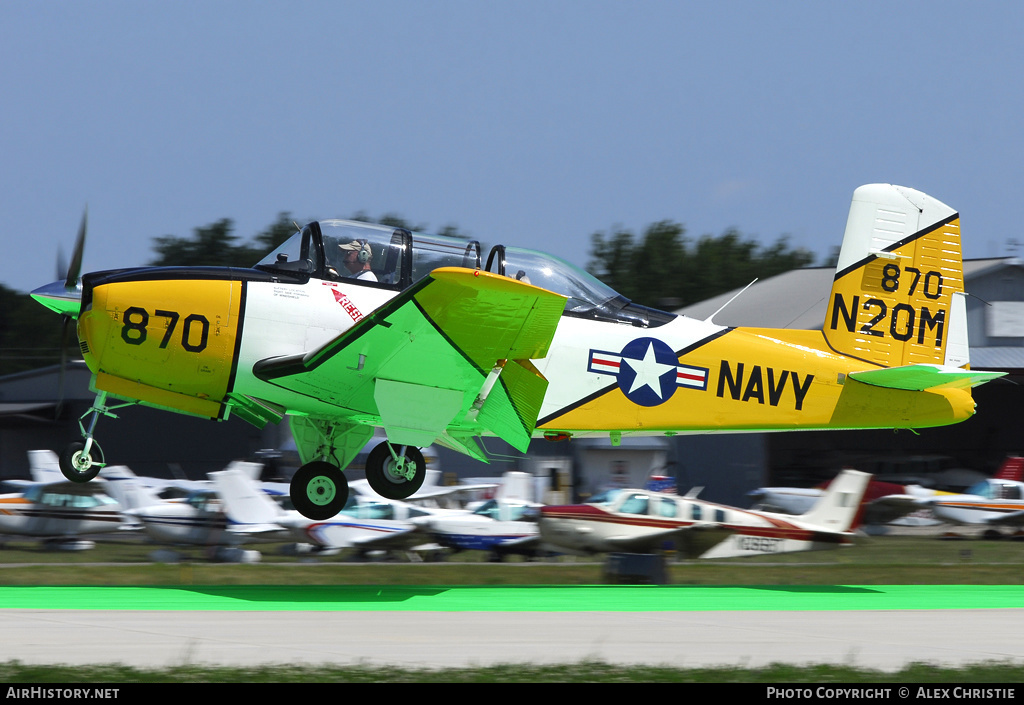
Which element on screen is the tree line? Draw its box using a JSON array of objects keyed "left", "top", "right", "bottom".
[{"left": 1, "top": 212, "right": 823, "bottom": 376}]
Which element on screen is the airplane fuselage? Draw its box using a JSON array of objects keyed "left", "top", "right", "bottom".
[
  {"left": 74, "top": 267, "right": 977, "bottom": 441},
  {"left": 0, "top": 485, "right": 124, "bottom": 538}
]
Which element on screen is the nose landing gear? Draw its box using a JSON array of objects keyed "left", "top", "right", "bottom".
[{"left": 58, "top": 391, "right": 121, "bottom": 483}]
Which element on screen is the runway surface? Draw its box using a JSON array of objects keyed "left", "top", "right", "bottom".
[{"left": 2, "top": 586, "right": 1023, "bottom": 671}]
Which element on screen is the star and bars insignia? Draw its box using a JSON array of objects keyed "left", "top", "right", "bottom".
[{"left": 588, "top": 337, "right": 708, "bottom": 407}]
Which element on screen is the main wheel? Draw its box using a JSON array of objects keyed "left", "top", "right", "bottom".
[
  {"left": 365, "top": 442, "right": 426, "bottom": 500},
  {"left": 290, "top": 461, "right": 349, "bottom": 521},
  {"left": 59, "top": 441, "right": 104, "bottom": 482}
]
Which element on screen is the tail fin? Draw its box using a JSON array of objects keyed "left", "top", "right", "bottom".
[
  {"left": 210, "top": 468, "right": 283, "bottom": 525},
  {"left": 994, "top": 456, "right": 1024, "bottom": 482},
  {"left": 798, "top": 469, "right": 871, "bottom": 532},
  {"left": 95, "top": 465, "right": 166, "bottom": 510},
  {"left": 27, "top": 450, "right": 64, "bottom": 484},
  {"left": 824, "top": 185, "right": 965, "bottom": 369}
]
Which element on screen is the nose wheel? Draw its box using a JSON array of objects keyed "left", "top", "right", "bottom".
[
  {"left": 59, "top": 440, "right": 105, "bottom": 483},
  {"left": 59, "top": 391, "right": 122, "bottom": 483},
  {"left": 290, "top": 461, "right": 349, "bottom": 520},
  {"left": 365, "top": 442, "right": 426, "bottom": 500}
]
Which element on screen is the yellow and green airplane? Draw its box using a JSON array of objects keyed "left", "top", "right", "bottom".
[{"left": 31, "top": 184, "right": 1004, "bottom": 520}]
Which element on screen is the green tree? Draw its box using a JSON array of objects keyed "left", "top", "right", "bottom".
[
  {"left": 588, "top": 223, "right": 815, "bottom": 309},
  {"left": 149, "top": 218, "right": 245, "bottom": 267},
  {"left": 0, "top": 283, "right": 68, "bottom": 376}
]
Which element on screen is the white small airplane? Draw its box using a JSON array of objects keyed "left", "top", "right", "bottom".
[
  {"left": 415, "top": 472, "right": 546, "bottom": 561},
  {"left": 0, "top": 452, "right": 130, "bottom": 547},
  {"left": 212, "top": 464, "right": 457, "bottom": 558},
  {"left": 924, "top": 457, "right": 1024, "bottom": 528},
  {"left": 123, "top": 461, "right": 285, "bottom": 553},
  {"left": 538, "top": 469, "right": 871, "bottom": 559}
]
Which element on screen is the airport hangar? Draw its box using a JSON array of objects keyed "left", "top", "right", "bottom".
[{"left": 2, "top": 257, "right": 1023, "bottom": 507}]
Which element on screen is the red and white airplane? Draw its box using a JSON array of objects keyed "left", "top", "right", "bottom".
[{"left": 538, "top": 469, "right": 871, "bottom": 559}]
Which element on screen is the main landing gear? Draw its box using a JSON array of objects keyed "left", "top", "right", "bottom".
[
  {"left": 288, "top": 440, "right": 427, "bottom": 520},
  {"left": 364, "top": 442, "right": 426, "bottom": 500},
  {"left": 290, "top": 461, "right": 349, "bottom": 521},
  {"left": 58, "top": 392, "right": 123, "bottom": 483}
]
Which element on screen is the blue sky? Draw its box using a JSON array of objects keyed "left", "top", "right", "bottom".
[{"left": 4, "top": 1, "right": 1024, "bottom": 294}]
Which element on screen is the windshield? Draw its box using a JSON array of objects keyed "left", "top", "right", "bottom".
[
  {"left": 486, "top": 246, "right": 674, "bottom": 327},
  {"left": 587, "top": 488, "right": 621, "bottom": 505},
  {"left": 487, "top": 246, "right": 619, "bottom": 311},
  {"left": 965, "top": 480, "right": 995, "bottom": 498},
  {"left": 472, "top": 499, "right": 500, "bottom": 518}
]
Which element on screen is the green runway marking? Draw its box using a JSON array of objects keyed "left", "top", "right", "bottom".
[{"left": 1, "top": 585, "right": 1024, "bottom": 611}]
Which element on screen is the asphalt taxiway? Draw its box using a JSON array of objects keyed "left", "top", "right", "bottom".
[{"left": 1, "top": 586, "right": 1022, "bottom": 671}]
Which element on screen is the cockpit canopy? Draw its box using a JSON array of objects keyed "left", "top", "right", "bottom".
[{"left": 254, "top": 219, "right": 674, "bottom": 327}]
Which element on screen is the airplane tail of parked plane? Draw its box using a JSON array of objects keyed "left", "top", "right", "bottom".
[
  {"left": 822, "top": 185, "right": 999, "bottom": 390},
  {"left": 95, "top": 465, "right": 166, "bottom": 511},
  {"left": 210, "top": 466, "right": 285, "bottom": 528},
  {"left": 795, "top": 468, "right": 872, "bottom": 533},
  {"left": 27, "top": 450, "right": 65, "bottom": 484},
  {"left": 698, "top": 468, "right": 872, "bottom": 559},
  {"left": 993, "top": 456, "right": 1024, "bottom": 483}
]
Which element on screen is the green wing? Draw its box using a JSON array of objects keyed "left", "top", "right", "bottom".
[{"left": 253, "top": 268, "right": 566, "bottom": 459}]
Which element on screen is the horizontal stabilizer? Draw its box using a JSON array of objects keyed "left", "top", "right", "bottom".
[{"left": 849, "top": 364, "right": 1006, "bottom": 391}]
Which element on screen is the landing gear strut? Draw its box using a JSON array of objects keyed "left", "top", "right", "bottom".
[
  {"left": 365, "top": 442, "right": 426, "bottom": 500},
  {"left": 59, "top": 391, "right": 118, "bottom": 483}
]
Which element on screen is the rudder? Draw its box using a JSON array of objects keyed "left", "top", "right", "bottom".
[
  {"left": 824, "top": 185, "right": 964, "bottom": 369},
  {"left": 798, "top": 469, "right": 871, "bottom": 532}
]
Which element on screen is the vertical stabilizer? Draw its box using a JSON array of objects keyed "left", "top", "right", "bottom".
[
  {"left": 211, "top": 469, "right": 283, "bottom": 525},
  {"left": 824, "top": 185, "right": 964, "bottom": 369},
  {"left": 798, "top": 469, "right": 871, "bottom": 532}
]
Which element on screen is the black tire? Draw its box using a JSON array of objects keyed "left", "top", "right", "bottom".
[
  {"left": 290, "top": 461, "right": 349, "bottom": 521},
  {"left": 365, "top": 442, "right": 426, "bottom": 500},
  {"left": 59, "top": 441, "right": 104, "bottom": 482}
]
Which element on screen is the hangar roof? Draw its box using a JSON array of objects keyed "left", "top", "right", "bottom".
[
  {"left": 676, "top": 258, "right": 1023, "bottom": 372},
  {"left": 677, "top": 258, "right": 1014, "bottom": 329}
]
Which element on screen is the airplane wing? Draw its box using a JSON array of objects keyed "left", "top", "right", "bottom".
[
  {"left": 862, "top": 494, "right": 929, "bottom": 525},
  {"left": 254, "top": 268, "right": 566, "bottom": 458},
  {"left": 984, "top": 510, "right": 1024, "bottom": 527},
  {"left": 305, "top": 522, "right": 426, "bottom": 551},
  {"left": 603, "top": 524, "right": 734, "bottom": 558}
]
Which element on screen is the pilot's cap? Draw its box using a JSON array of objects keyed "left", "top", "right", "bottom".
[{"left": 340, "top": 239, "right": 372, "bottom": 262}]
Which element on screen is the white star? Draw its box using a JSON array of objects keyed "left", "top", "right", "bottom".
[{"left": 622, "top": 342, "right": 676, "bottom": 398}]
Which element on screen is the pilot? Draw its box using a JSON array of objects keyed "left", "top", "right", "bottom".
[{"left": 339, "top": 239, "right": 378, "bottom": 281}]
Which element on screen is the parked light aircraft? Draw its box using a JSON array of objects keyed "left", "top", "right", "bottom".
[
  {"left": 32, "top": 184, "right": 1003, "bottom": 520},
  {"left": 411, "top": 470, "right": 549, "bottom": 561},
  {"left": 123, "top": 461, "right": 283, "bottom": 551},
  {"left": 0, "top": 452, "right": 130, "bottom": 546},
  {"left": 922, "top": 457, "right": 1024, "bottom": 529},
  {"left": 416, "top": 495, "right": 544, "bottom": 561},
  {"left": 539, "top": 469, "right": 871, "bottom": 559},
  {"left": 748, "top": 476, "right": 938, "bottom": 527},
  {"left": 212, "top": 465, "right": 456, "bottom": 558}
]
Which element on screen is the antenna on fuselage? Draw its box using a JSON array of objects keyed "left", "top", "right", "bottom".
[{"left": 704, "top": 278, "right": 758, "bottom": 323}]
